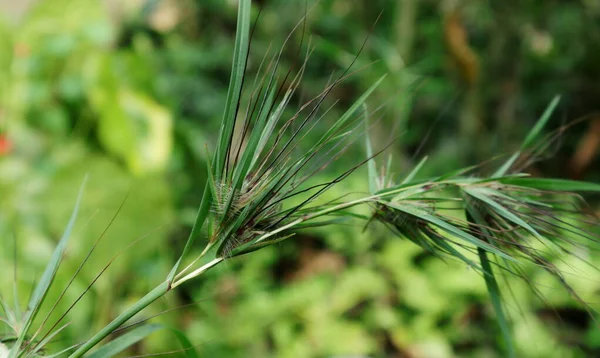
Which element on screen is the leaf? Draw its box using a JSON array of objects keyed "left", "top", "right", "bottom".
[
  {"left": 166, "top": 327, "right": 200, "bottom": 358},
  {"left": 499, "top": 177, "right": 600, "bottom": 192},
  {"left": 87, "top": 324, "right": 162, "bottom": 358},
  {"left": 8, "top": 176, "right": 87, "bottom": 358},
  {"left": 435, "top": 164, "right": 480, "bottom": 181},
  {"left": 364, "top": 104, "right": 377, "bottom": 194},
  {"left": 373, "top": 179, "right": 429, "bottom": 196},
  {"left": 493, "top": 153, "right": 519, "bottom": 179},
  {"left": 494, "top": 96, "right": 560, "bottom": 177},
  {"left": 230, "top": 85, "right": 277, "bottom": 194},
  {"left": 464, "top": 200, "right": 515, "bottom": 357},
  {"left": 478, "top": 248, "right": 515, "bottom": 358},
  {"left": 402, "top": 156, "right": 428, "bottom": 184},
  {"left": 204, "top": 145, "right": 219, "bottom": 200},
  {"left": 31, "top": 323, "right": 70, "bottom": 355},
  {"left": 249, "top": 87, "right": 293, "bottom": 172},
  {"left": 522, "top": 95, "right": 560, "bottom": 150},
  {"left": 314, "top": 75, "right": 386, "bottom": 149},
  {"left": 214, "top": 0, "right": 252, "bottom": 180}
]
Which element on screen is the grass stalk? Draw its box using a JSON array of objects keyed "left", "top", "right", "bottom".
[
  {"left": 67, "top": 281, "right": 170, "bottom": 358},
  {"left": 171, "top": 257, "right": 224, "bottom": 289}
]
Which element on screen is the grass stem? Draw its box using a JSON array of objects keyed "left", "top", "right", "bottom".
[{"left": 68, "top": 281, "right": 170, "bottom": 358}]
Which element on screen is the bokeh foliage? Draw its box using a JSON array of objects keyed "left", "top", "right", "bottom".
[{"left": 1, "top": 0, "right": 599, "bottom": 357}]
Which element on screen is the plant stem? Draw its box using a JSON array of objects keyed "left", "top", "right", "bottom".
[
  {"left": 171, "top": 257, "right": 224, "bottom": 288},
  {"left": 167, "top": 183, "right": 212, "bottom": 282},
  {"left": 174, "top": 242, "right": 214, "bottom": 282},
  {"left": 67, "top": 180, "right": 451, "bottom": 356},
  {"left": 254, "top": 197, "right": 372, "bottom": 244},
  {"left": 68, "top": 247, "right": 224, "bottom": 357},
  {"left": 253, "top": 180, "right": 446, "bottom": 245},
  {"left": 68, "top": 281, "right": 170, "bottom": 358}
]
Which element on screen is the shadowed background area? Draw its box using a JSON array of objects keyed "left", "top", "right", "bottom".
[{"left": 1, "top": 0, "right": 599, "bottom": 357}]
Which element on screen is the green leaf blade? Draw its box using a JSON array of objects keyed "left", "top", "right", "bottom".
[
  {"left": 499, "top": 177, "right": 600, "bottom": 192},
  {"left": 214, "top": 0, "right": 252, "bottom": 180},
  {"left": 9, "top": 176, "right": 87, "bottom": 358},
  {"left": 478, "top": 249, "right": 515, "bottom": 358},
  {"left": 493, "top": 95, "right": 560, "bottom": 177},
  {"left": 522, "top": 95, "right": 560, "bottom": 150},
  {"left": 364, "top": 104, "right": 377, "bottom": 194},
  {"left": 402, "top": 156, "right": 428, "bottom": 185},
  {"left": 87, "top": 324, "right": 162, "bottom": 358}
]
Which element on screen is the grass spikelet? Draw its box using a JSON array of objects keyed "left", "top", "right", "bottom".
[{"left": 365, "top": 107, "right": 600, "bottom": 356}]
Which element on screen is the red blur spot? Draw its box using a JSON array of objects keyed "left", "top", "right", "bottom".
[{"left": 0, "top": 135, "right": 12, "bottom": 155}]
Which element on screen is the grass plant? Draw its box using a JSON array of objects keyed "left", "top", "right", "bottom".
[{"left": 2, "top": 1, "right": 599, "bottom": 357}]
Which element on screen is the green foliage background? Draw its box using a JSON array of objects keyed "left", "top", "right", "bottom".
[{"left": 1, "top": 0, "right": 599, "bottom": 357}]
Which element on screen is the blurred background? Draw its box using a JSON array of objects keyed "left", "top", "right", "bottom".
[{"left": 1, "top": 0, "right": 599, "bottom": 357}]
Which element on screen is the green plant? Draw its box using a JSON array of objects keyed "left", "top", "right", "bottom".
[{"left": 2, "top": 1, "right": 599, "bottom": 357}]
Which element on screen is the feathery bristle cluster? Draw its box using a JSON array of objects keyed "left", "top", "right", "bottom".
[
  {"left": 198, "top": 3, "right": 388, "bottom": 258},
  {"left": 369, "top": 169, "right": 600, "bottom": 312}
]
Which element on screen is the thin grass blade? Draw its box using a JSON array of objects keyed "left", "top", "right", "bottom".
[
  {"left": 522, "top": 95, "right": 561, "bottom": 150},
  {"left": 214, "top": 0, "right": 252, "bottom": 180},
  {"left": 402, "top": 156, "right": 428, "bottom": 184},
  {"left": 230, "top": 85, "right": 277, "bottom": 193},
  {"left": 31, "top": 323, "right": 70, "bottom": 355},
  {"left": 314, "top": 75, "right": 386, "bottom": 148},
  {"left": 478, "top": 248, "right": 515, "bottom": 358},
  {"left": 499, "top": 177, "right": 600, "bottom": 192},
  {"left": 494, "top": 96, "right": 560, "bottom": 177},
  {"left": 249, "top": 88, "right": 294, "bottom": 171},
  {"left": 364, "top": 104, "right": 377, "bottom": 194},
  {"left": 166, "top": 327, "right": 200, "bottom": 358},
  {"left": 86, "top": 324, "right": 162, "bottom": 358},
  {"left": 8, "top": 176, "right": 87, "bottom": 358},
  {"left": 465, "top": 201, "right": 515, "bottom": 357}
]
